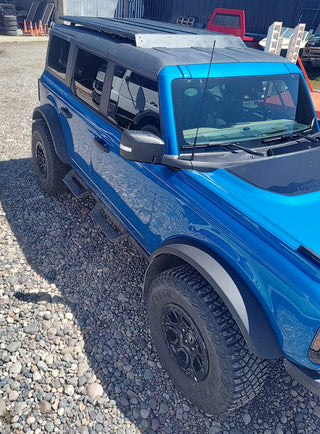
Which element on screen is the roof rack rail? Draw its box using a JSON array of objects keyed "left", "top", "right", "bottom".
[
  {"left": 61, "top": 16, "right": 241, "bottom": 49},
  {"left": 62, "top": 16, "right": 137, "bottom": 42}
]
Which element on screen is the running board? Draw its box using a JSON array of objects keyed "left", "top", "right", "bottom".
[
  {"left": 63, "top": 169, "right": 90, "bottom": 198},
  {"left": 90, "top": 202, "right": 129, "bottom": 243},
  {"left": 64, "top": 169, "right": 129, "bottom": 242}
]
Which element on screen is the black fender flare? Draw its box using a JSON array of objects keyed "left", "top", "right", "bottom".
[
  {"left": 144, "top": 241, "right": 283, "bottom": 359},
  {"left": 32, "top": 104, "right": 71, "bottom": 165}
]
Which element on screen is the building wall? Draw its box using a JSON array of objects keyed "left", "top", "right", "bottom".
[
  {"left": 300, "top": 0, "right": 320, "bottom": 30},
  {"left": 63, "top": 0, "right": 144, "bottom": 18},
  {"left": 66, "top": 0, "right": 118, "bottom": 16},
  {"left": 53, "top": 0, "right": 66, "bottom": 23},
  {"left": 144, "top": 0, "right": 313, "bottom": 34},
  {"left": 15, "top": 0, "right": 35, "bottom": 8}
]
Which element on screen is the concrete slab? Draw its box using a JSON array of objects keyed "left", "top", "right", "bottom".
[{"left": 0, "top": 35, "right": 48, "bottom": 43}]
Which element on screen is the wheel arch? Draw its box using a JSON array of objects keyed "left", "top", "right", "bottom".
[
  {"left": 144, "top": 240, "right": 283, "bottom": 359},
  {"left": 32, "top": 104, "right": 71, "bottom": 165}
]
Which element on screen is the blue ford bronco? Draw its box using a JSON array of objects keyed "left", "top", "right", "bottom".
[{"left": 32, "top": 17, "right": 320, "bottom": 414}]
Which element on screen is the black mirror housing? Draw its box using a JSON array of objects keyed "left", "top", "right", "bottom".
[{"left": 120, "top": 130, "right": 165, "bottom": 164}]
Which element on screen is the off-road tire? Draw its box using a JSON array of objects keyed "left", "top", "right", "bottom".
[
  {"left": 0, "top": 16, "right": 16, "bottom": 26},
  {"left": 147, "top": 265, "right": 269, "bottom": 415},
  {"left": 0, "top": 24, "right": 17, "bottom": 30},
  {"left": 2, "top": 15, "right": 17, "bottom": 23},
  {"left": 32, "top": 121, "right": 69, "bottom": 194},
  {"left": 0, "top": 29, "right": 17, "bottom": 35}
]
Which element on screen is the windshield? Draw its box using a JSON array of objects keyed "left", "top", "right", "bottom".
[{"left": 171, "top": 74, "right": 316, "bottom": 153}]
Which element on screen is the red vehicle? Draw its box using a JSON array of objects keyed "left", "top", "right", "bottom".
[{"left": 206, "top": 8, "right": 262, "bottom": 48}]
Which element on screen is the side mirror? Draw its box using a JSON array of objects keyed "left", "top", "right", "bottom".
[{"left": 120, "top": 130, "right": 165, "bottom": 164}]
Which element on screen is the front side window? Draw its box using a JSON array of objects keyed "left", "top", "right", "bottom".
[
  {"left": 108, "top": 65, "right": 159, "bottom": 129},
  {"left": 73, "top": 49, "right": 107, "bottom": 109},
  {"left": 172, "top": 74, "right": 316, "bottom": 154},
  {"left": 47, "top": 35, "right": 70, "bottom": 79}
]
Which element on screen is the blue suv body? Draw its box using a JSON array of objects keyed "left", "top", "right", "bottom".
[{"left": 32, "top": 17, "right": 320, "bottom": 414}]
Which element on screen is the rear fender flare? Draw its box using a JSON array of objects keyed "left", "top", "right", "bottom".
[{"left": 32, "top": 104, "right": 70, "bottom": 165}]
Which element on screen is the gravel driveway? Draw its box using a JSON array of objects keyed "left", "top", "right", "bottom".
[{"left": 0, "top": 39, "right": 320, "bottom": 434}]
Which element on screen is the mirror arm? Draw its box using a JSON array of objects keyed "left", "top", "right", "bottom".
[{"left": 160, "top": 155, "right": 219, "bottom": 172}]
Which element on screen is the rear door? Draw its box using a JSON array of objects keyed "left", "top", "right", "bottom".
[
  {"left": 63, "top": 47, "right": 109, "bottom": 181},
  {"left": 42, "top": 35, "right": 161, "bottom": 247}
]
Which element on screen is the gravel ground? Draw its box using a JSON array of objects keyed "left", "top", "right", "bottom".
[{"left": 0, "top": 39, "right": 320, "bottom": 434}]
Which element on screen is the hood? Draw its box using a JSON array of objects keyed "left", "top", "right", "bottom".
[{"left": 197, "top": 147, "right": 320, "bottom": 257}]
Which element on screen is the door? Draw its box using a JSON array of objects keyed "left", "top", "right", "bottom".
[
  {"left": 63, "top": 47, "right": 109, "bottom": 180},
  {"left": 91, "top": 63, "right": 161, "bottom": 245}
]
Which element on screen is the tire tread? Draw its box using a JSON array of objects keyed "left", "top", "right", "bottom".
[
  {"left": 32, "top": 120, "right": 69, "bottom": 194},
  {"left": 148, "top": 264, "right": 269, "bottom": 413}
]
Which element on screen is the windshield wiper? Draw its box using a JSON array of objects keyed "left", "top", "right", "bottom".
[
  {"left": 291, "top": 132, "right": 320, "bottom": 143},
  {"left": 207, "top": 142, "right": 265, "bottom": 156},
  {"left": 262, "top": 131, "right": 320, "bottom": 144},
  {"left": 265, "top": 132, "right": 320, "bottom": 156}
]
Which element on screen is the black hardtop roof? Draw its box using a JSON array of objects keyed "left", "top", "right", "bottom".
[
  {"left": 62, "top": 16, "right": 242, "bottom": 41},
  {"left": 55, "top": 17, "right": 288, "bottom": 79}
]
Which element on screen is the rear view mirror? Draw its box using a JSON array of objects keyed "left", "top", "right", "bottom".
[{"left": 120, "top": 130, "right": 165, "bottom": 164}]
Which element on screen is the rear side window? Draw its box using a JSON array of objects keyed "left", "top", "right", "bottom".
[
  {"left": 108, "top": 65, "right": 159, "bottom": 129},
  {"left": 73, "top": 49, "right": 108, "bottom": 110},
  {"left": 47, "top": 35, "right": 70, "bottom": 79}
]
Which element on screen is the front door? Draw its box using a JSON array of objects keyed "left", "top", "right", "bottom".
[{"left": 90, "top": 64, "right": 161, "bottom": 246}]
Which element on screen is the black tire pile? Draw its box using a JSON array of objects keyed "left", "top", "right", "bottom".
[
  {"left": 0, "top": 14, "right": 17, "bottom": 36},
  {"left": 0, "top": 3, "right": 17, "bottom": 36}
]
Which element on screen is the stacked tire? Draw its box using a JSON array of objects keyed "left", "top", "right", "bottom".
[{"left": 0, "top": 15, "right": 17, "bottom": 36}]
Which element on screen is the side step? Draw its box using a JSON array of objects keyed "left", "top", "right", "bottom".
[
  {"left": 64, "top": 169, "right": 129, "bottom": 243},
  {"left": 90, "top": 202, "right": 129, "bottom": 243},
  {"left": 63, "top": 169, "right": 90, "bottom": 198}
]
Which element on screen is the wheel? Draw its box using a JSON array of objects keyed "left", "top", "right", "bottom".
[
  {"left": 1, "top": 17, "right": 16, "bottom": 26},
  {"left": 147, "top": 265, "right": 269, "bottom": 415},
  {"left": 2, "top": 15, "right": 17, "bottom": 23},
  {"left": 32, "top": 121, "right": 69, "bottom": 194},
  {"left": 0, "top": 30, "right": 17, "bottom": 36},
  {"left": 2, "top": 24, "right": 17, "bottom": 30},
  {"left": 3, "top": 22, "right": 17, "bottom": 28},
  {"left": 0, "top": 15, "right": 17, "bottom": 33}
]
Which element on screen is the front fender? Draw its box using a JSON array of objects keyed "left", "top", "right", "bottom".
[{"left": 144, "top": 240, "right": 282, "bottom": 359}]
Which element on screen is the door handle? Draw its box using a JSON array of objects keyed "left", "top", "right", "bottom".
[
  {"left": 60, "top": 107, "right": 72, "bottom": 119},
  {"left": 94, "top": 137, "right": 110, "bottom": 153}
]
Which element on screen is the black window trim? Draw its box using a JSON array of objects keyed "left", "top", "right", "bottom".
[
  {"left": 105, "top": 61, "right": 160, "bottom": 132},
  {"left": 53, "top": 43, "right": 161, "bottom": 134},
  {"left": 70, "top": 44, "right": 111, "bottom": 115},
  {"left": 46, "top": 33, "right": 72, "bottom": 85}
]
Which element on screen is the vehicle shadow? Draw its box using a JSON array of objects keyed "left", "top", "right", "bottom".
[{"left": 1, "top": 157, "right": 318, "bottom": 432}]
